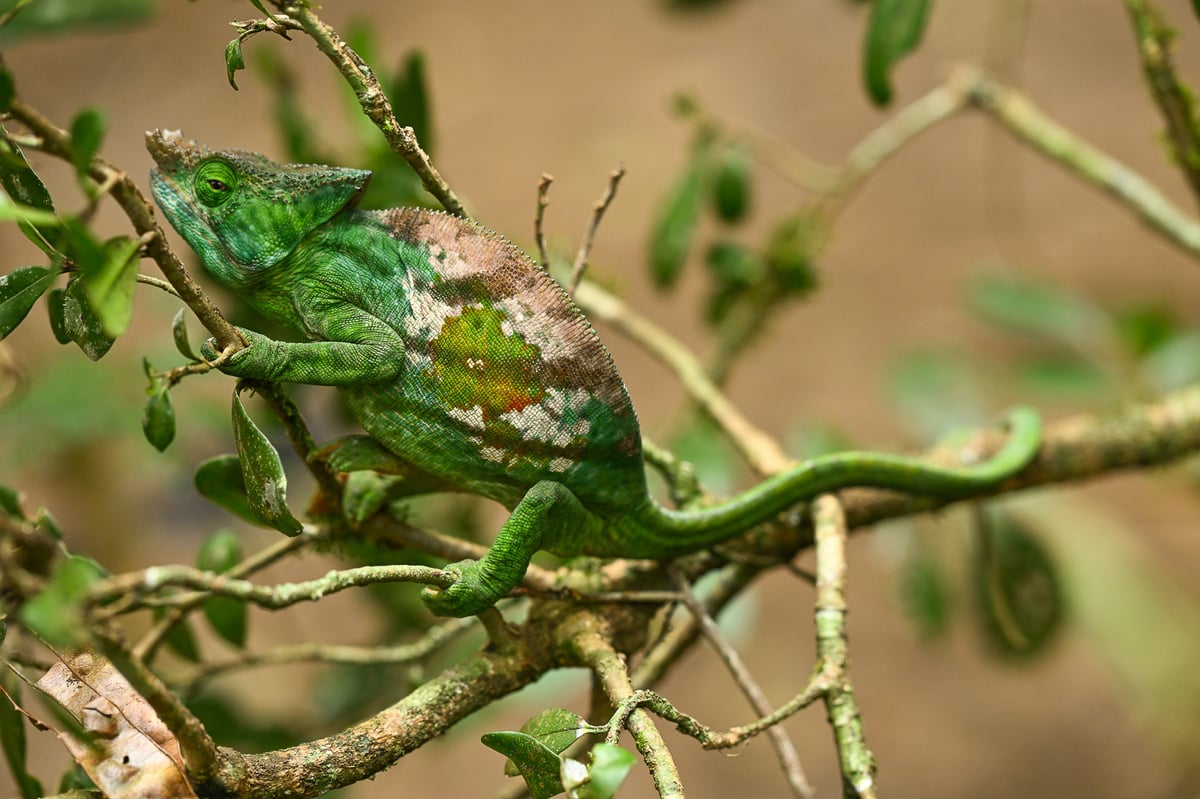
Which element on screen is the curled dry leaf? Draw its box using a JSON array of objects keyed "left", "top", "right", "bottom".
[{"left": 36, "top": 650, "right": 199, "bottom": 799}]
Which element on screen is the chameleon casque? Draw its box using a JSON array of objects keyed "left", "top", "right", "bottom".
[{"left": 146, "top": 130, "right": 1042, "bottom": 617}]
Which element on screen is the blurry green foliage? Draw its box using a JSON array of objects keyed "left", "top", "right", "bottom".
[{"left": 0, "top": 0, "right": 153, "bottom": 41}]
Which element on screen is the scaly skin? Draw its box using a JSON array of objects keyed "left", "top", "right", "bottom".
[{"left": 147, "top": 131, "right": 1042, "bottom": 617}]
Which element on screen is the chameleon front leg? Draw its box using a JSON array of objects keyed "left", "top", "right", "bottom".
[
  {"left": 203, "top": 326, "right": 405, "bottom": 386},
  {"left": 421, "top": 480, "right": 595, "bottom": 617}
]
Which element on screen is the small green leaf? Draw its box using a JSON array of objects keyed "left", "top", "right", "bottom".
[
  {"left": 81, "top": 235, "right": 139, "bottom": 338},
  {"left": 898, "top": 555, "right": 951, "bottom": 640},
  {"left": 520, "top": 707, "right": 585, "bottom": 757},
  {"left": 0, "top": 484, "right": 24, "bottom": 518},
  {"left": 648, "top": 148, "right": 709, "bottom": 289},
  {"left": 1114, "top": 303, "right": 1177, "bottom": 359},
  {"left": 36, "top": 507, "right": 63, "bottom": 541},
  {"left": 68, "top": 108, "right": 104, "bottom": 179},
  {"left": 967, "top": 272, "right": 1108, "bottom": 352},
  {"left": 888, "top": 348, "right": 982, "bottom": 436},
  {"left": 1138, "top": 330, "right": 1200, "bottom": 392},
  {"left": 0, "top": 669, "right": 44, "bottom": 799},
  {"left": 388, "top": 51, "right": 434, "bottom": 154},
  {"left": 225, "top": 36, "right": 246, "bottom": 90},
  {"left": 0, "top": 133, "right": 54, "bottom": 214},
  {"left": 481, "top": 731, "right": 566, "bottom": 799},
  {"left": 141, "top": 385, "right": 176, "bottom": 452},
  {"left": 1015, "top": 355, "right": 1110, "bottom": 399},
  {"left": 19, "top": 555, "right": 107, "bottom": 647},
  {"left": 0, "top": 265, "right": 54, "bottom": 339},
  {"left": 584, "top": 743, "right": 636, "bottom": 799},
  {"left": 153, "top": 607, "right": 201, "bottom": 663},
  {"left": 763, "top": 212, "right": 821, "bottom": 296},
  {"left": 56, "top": 276, "right": 114, "bottom": 360},
  {"left": 0, "top": 68, "right": 13, "bottom": 114},
  {"left": 172, "top": 308, "right": 198, "bottom": 361},
  {"left": 194, "top": 454, "right": 259, "bottom": 524},
  {"left": 711, "top": 143, "right": 751, "bottom": 223},
  {"left": 45, "top": 287, "right": 69, "bottom": 344},
  {"left": 196, "top": 528, "right": 251, "bottom": 647},
  {"left": 973, "top": 510, "right": 1063, "bottom": 659},
  {"left": 862, "top": 0, "right": 932, "bottom": 106},
  {"left": 705, "top": 240, "right": 763, "bottom": 286},
  {"left": 232, "top": 392, "right": 303, "bottom": 536}
]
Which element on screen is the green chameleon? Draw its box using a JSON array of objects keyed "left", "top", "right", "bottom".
[{"left": 147, "top": 130, "right": 1042, "bottom": 617}]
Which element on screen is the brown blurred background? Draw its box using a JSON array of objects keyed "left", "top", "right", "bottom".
[{"left": 4, "top": 0, "right": 1200, "bottom": 796}]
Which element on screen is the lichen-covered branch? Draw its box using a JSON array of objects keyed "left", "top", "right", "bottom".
[{"left": 1123, "top": 0, "right": 1200, "bottom": 206}]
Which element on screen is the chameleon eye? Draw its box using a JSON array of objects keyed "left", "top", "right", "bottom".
[{"left": 194, "top": 160, "right": 238, "bottom": 207}]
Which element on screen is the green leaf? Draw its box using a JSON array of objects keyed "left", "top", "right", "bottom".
[
  {"left": 225, "top": 36, "right": 246, "bottom": 91},
  {"left": 1014, "top": 355, "right": 1110, "bottom": 399},
  {"left": 68, "top": 108, "right": 104, "bottom": 179},
  {"left": 172, "top": 308, "right": 198, "bottom": 361},
  {"left": 1138, "top": 330, "right": 1200, "bottom": 392},
  {"left": 36, "top": 507, "right": 63, "bottom": 541},
  {"left": 705, "top": 240, "right": 763, "bottom": 287},
  {"left": 141, "top": 385, "right": 176, "bottom": 452},
  {"left": 898, "top": 554, "right": 951, "bottom": 640},
  {"left": 648, "top": 148, "right": 709, "bottom": 289},
  {"left": 582, "top": 743, "right": 636, "bottom": 799},
  {"left": 711, "top": 143, "right": 751, "bottom": 223},
  {"left": 80, "top": 235, "right": 139, "bottom": 338},
  {"left": 0, "top": 669, "right": 44, "bottom": 799},
  {"left": 862, "top": 0, "right": 932, "bottom": 106},
  {"left": 19, "top": 555, "right": 107, "bottom": 647},
  {"left": 967, "top": 272, "right": 1108, "bottom": 352},
  {"left": 1114, "top": 303, "right": 1178, "bottom": 359},
  {"left": 198, "top": 529, "right": 243, "bottom": 574},
  {"left": 388, "top": 51, "right": 434, "bottom": 154},
  {"left": 0, "top": 130, "right": 54, "bottom": 213},
  {"left": 197, "top": 530, "right": 251, "bottom": 646},
  {"left": 45, "top": 287, "right": 69, "bottom": 344},
  {"left": 194, "top": 454, "right": 260, "bottom": 525},
  {"left": 55, "top": 276, "right": 114, "bottom": 360},
  {"left": 481, "top": 731, "right": 566, "bottom": 799},
  {"left": 763, "top": 212, "right": 821, "bottom": 296},
  {"left": 0, "top": 67, "right": 13, "bottom": 114},
  {"left": 153, "top": 606, "right": 201, "bottom": 663},
  {"left": 0, "top": 265, "right": 54, "bottom": 339},
  {"left": 973, "top": 510, "right": 1064, "bottom": 659},
  {"left": 0, "top": 484, "right": 24, "bottom": 518},
  {"left": 232, "top": 392, "right": 303, "bottom": 536},
  {"left": 888, "top": 349, "right": 982, "bottom": 436}
]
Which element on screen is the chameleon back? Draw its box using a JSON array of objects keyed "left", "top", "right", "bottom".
[{"left": 341, "top": 208, "right": 648, "bottom": 514}]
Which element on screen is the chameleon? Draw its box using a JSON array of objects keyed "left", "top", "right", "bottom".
[{"left": 146, "top": 130, "right": 1042, "bottom": 617}]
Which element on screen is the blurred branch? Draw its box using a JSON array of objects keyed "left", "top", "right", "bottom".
[
  {"left": 1123, "top": 0, "right": 1200, "bottom": 206},
  {"left": 966, "top": 70, "right": 1200, "bottom": 257},
  {"left": 568, "top": 164, "right": 625, "bottom": 293}
]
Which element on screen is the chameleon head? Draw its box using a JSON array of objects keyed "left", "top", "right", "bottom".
[{"left": 146, "top": 129, "right": 371, "bottom": 286}]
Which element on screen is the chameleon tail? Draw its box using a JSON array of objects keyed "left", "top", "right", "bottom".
[{"left": 626, "top": 406, "right": 1042, "bottom": 558}]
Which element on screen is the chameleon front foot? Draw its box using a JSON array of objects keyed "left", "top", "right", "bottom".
[{"left": 421, "top": 559, "right": 508, "bottom": 617}]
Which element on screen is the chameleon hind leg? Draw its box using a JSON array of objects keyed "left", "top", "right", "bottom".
[{"left": 421, "top": 480, "right": 596, "bottom": 617}]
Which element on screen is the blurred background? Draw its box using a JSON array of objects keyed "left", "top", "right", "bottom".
[{"left": 3, "top": 0, "right": 1200, "bottom": 796}]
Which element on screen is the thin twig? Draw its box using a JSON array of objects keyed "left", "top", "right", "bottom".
[
  {"left": 272, "top": 2, "right": 465, "bottom": 216},
  {"left": 135, "top": 532, "right": 315, "bottom": 661},
  {"left": 90, "top": 563, "right": 453, "bottom": 614},
  {"left": 667, "top": 565, "right": 814, "bottom": 799},
  {"left": 179, "top": 616, "right": 478, "bottom": 691},
  {"left": 967, "top": 70, "right": 1200, "bottom": 257},
  {"left": 535, "top": 173, "right": 553, "bottom": 269},
  {"left": 568, "top": 164, "right": 625, "bottom": 293}
]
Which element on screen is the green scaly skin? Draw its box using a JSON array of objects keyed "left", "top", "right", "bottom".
[{"left": 146, "top": 131, "right": 1042, "bottom": 617}]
